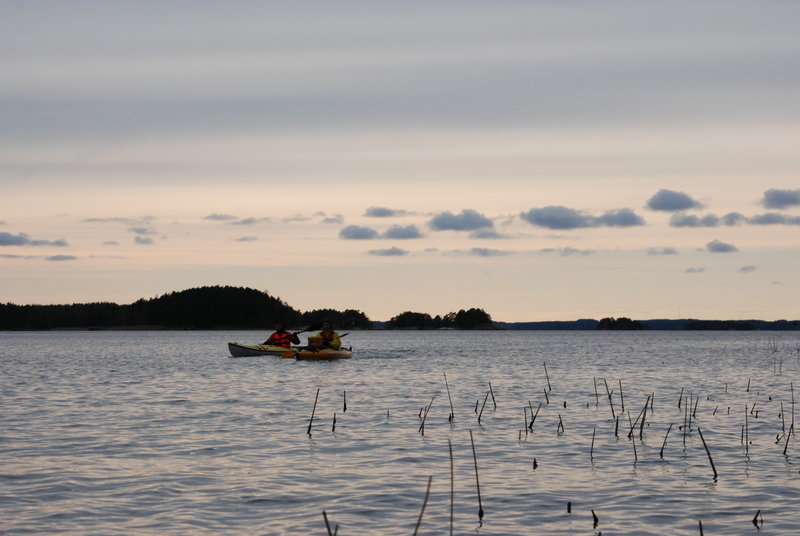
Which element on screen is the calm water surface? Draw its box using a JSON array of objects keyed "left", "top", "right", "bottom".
[{"left": 2, "top": 330, "right": 800, "bottom": 535}]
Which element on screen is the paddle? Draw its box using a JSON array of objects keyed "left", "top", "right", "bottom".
[
  {"left": 263, "top": 322, "right": 323, "bottom": 345},
  {"left": 281, "top": 333, "right": 350, "bottom": 358}
]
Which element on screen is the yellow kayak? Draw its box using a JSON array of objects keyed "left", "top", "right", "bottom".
[{"left": 294, "top": 347, "right": 353, "bottom": 360}]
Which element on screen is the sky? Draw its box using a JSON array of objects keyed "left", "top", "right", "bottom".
[{"left": 2, "top": 0, "right": 799, "bottom": 322}]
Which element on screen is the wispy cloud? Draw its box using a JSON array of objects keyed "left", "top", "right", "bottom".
[
  {"left": 686, "top": 267, "right": 705, "bottom": 274},
  {"left": 538, "top": 247, "right": 594, "bottom": 257},
  {"left": 231, "top": 217, "right": 273, "bottom": 225},
  {"left": 429, "top": 209, "right": 493, "bottom": 231},
  {"left": 748, "top": 213, "right": 800, "bottom": 225},
  {"left": 0, "top": 232, "right": 68, "bottom": 247},
  {"left": 134, "top": 236, "right": 155, "bottom": 245},
  {"left": 646, "top": 189, "right": 703, "bottom": 211},
  {"left": 760, "top": 189, "right": 800, "bottom": 209},
  {"left": 204, "top": 213, "right": 237, "bottom": 221},
  {"left": 469, "top": 229, "right": 509, "bottom": 239},
  {"left": 46, "top": 255, "right": 77, "bottom": 261},
  {"left": 128, "top": 227, "right": 156, "bottom": 235},
  {"left": 739, "top": 265, "right": 757, "bottom": 273},
  {"left": 339, "top": 225, "right": 379, "bottom": 239},
  {"left": 368, "top": 247, "right": 408, "bottom": 256},
  {"left": 365, "top": 207, "right": 410, "bottom": 218},
  {"left": 320, "top": 214, "right": 344, "bottom": 224},
  {"left": 233, "top": 236, "right": 258, "bottom": 242},
  {"left": 647, "top": 247, "right": 678, "bottom": 256}
]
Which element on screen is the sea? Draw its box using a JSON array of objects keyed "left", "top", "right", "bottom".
[{"left": 2, "top": 330, "right": 799, "bottom": 535}]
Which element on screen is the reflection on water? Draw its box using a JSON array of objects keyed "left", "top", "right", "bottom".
[{"left": 2, "top": 330, "right": 799, "bottom": 535}]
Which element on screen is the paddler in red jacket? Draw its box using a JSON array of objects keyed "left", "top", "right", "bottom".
[{"left": 264, "top": 321, "right": 300, "bottom": 348}]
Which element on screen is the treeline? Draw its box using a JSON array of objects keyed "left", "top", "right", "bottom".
[
  {"left": 497, "top": 317, "right": 800, "bottom": 331},
  {"left": 0, "top": 286, "right": 372, "bottom": 330},
  {"left": 386, "top": 308, "right": 494, "bottom": 330}
]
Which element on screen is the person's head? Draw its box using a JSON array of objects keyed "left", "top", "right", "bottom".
[
  {"left": 275, "top": 321, "right": 286, "bottom": 331},
  {"left": 321, "top": 321, "right": 333, "bottom": 331}
]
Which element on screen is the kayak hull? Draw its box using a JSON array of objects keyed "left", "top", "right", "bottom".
[
  {"left": 294, "top": 347, "right": 353, "bottom": 360},
  {"left": 228, "top": 342, "right": 300, "bottom": 357}
]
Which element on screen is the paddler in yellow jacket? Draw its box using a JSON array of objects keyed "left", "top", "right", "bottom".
[{"left": 316, "top": 321, "right": 341, "bottom": 350}]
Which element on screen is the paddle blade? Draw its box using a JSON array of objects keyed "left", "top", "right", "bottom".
[{"left": 280, "top": 350, "right": 297, "bottom": 358}]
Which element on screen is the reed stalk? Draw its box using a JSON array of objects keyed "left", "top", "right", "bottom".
[
  {"left": 783, "top": 423, "right": 793, "bottom": 455},
  {"left": 697, "top": 426, "right": 718, "bottom": 479},
  {"left": 444, "top": 372, "right": 455, "bottom": 421},
  {"left": 603, "top": 378, "right": 616, "bottom": 419},
  {"left": 619, "top": 379, "right": 625, "bottom": 412},
  {"left": 489, "top": 382, "right": 497, "bottom": 410},
  {"left": 332, "top": 412, "right": 336, "bottom": 433},
  {"left": 469, "top": 429, "right": 484, "bottom": 520},
  {"left": 448, "top": 439, "right": 454, "bottom": 536},
  {"left": 307, "top": 388, "right": 320, "bottom": 435},
  {"left": 660, "top": 423, "right": 673, "bottom": 458},
  {"left": 478, "top": 391, "right": 489, "bottom": 424},
  {"left": 343, "top": 390, "right": 347, "bottom": 412},
  {"left": 590, "top": 426, "right": 596, "bottom": 460},
  {"left": 529, "top": 402, "right": 542, "bottom": 431},
  {"left": 544, "top": 361, "right": 552, "bottom": 392},
  {"left": 593, "top": 377, "right": 600, "bottom": 407},
  {"left": 322, "top": 511, "right": 334, "bottom": 536},
  {"left": 412, "top": 476, "right": 433, "bottom": 536}
]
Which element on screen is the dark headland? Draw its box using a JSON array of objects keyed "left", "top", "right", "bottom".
[{"left": 1, "top": 285, "right": 797, "bottom": 331}]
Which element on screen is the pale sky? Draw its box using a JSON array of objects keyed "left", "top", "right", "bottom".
[{"left": 2, "top": 0, "right": 799, "bottom": 322}]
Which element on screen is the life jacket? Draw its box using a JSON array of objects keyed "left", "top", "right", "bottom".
[
  {"left": 320, "top": 330, "right": 341, "bottom": 349},
  {"left": 268, "top": 331, "right": 293, "bottom": 348}
]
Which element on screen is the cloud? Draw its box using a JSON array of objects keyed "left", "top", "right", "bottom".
[
  {"left": 469, "top": 229, "right": 509, "bottom": 239},
  {"left": 233, "top": 236, "right": 258, "bottom": 242},
  {"left": 669, "top": 213, "right": 719, "bottom": 227},
  {"left": 321, "top": 214, "right": 344, "bottom": 224},
  {"left": 383, "top": 225, "right": 422, "bottom": 239},
  {"left": 686, "top": 267, "right": 705, "bottom": 274},
  {"left": 429, "top": 209, "right": 493, "bottom": 231},
  {"left": 761, "top": 189, "right": 800, "bottom": 209},
  {"left": 128, "top": 227, "right": 156, "bottom": 235},
  {"left": 46, "top": 255, "right": 77, "bottom": 261},
  {"left": 647, "top": 247, "right": 678, "bottom": 256},
  {"left": 739, "top": 265, "right": 757, "bottom": 273},
  {"left": 0, "top": 232, "right": 68, "bottom": 247},
  {"left": 84, "top": 217, "right": 146, "bottom": 225},
  {"left": 232, "top": 217, "right": 273, "bottom": 225},
  {"left": 646, "top": 189, "right": 703, "bottom": 211},
  {"left": 368, "top": 247, "right": 409, "bottom": 256},
  {"left": 520, "top": 206, "right": 644, "bottom": 229},
  {"left": 539, "top": 247, "right": 594, "bottom": 257},
  {"left": 102, "top": 241, "right": 120, "bottom": 246},
  {"left": 339, "top": 225, "right": 379, "bottom": 239},
  {"left": 134, "top": 236, "right": 155, "bottom": 245},
  {"left": 748, "top": 213, "right": 800, "bottom": 225},
  {"left": 520, "top": 206, "right": 594, "bottom": 229},
  {"left": 706, "top": 239, "right": 737, "bottom": 253},
  {"left": 204, "top": 213, "right": 237, "bottom": 221},
  {"left": 595, "top": 208, "right": 646, "bottom": 227},
  {"left": 721, "top": 212, "right": 747, "bottom": 226},
  {"left": 468, "top": 247, "right": 510, "bottom": 257},
  {"left": 365, "top": 206, "right": 409, "bottom": 218}
]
